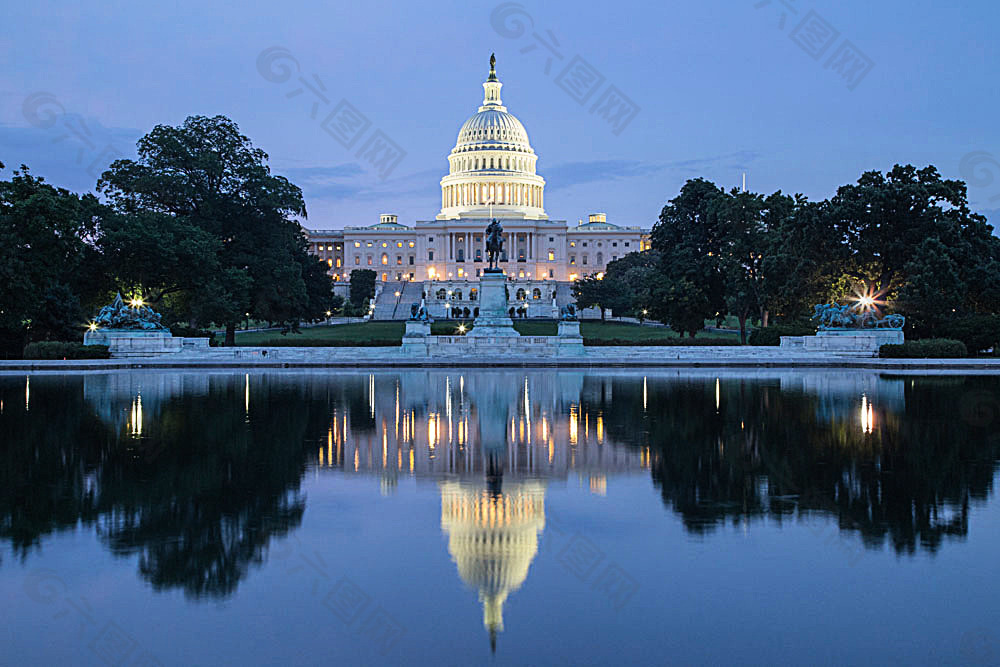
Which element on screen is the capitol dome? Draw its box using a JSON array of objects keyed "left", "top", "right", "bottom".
[{"left": 438, "top": 55, "right": 547, "bottom": 220}]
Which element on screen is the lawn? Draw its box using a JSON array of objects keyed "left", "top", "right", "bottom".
[{"left": 233, "top": 319, "right": 739, "bottom": 346}]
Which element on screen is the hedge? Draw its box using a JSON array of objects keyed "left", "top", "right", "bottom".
[
  {"left": 237, "top": 338, "right": 401, "bottom": 347},
  {"left": 879, "top": 339, "right": 967, "bottom": 359},
  {"left": 584, "top": 338, "right": 741, "bottom": 347},
  {"left": 747, "top": 323, "right": 816, "bottom": 346},
  {"left": 22, "top": 342, "right": 111, "bottom": 359},
  {"left": 939, "top": 314, "right": 1000, "bottom": 355}
]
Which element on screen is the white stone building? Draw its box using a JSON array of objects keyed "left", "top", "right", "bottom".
[{"left": 306, "top": 57, "right": 650, "bottom": 317}]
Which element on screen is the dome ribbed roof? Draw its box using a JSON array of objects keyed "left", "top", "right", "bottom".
[{"left": 455, "top": 109, "right": 532, "bottom": 153}]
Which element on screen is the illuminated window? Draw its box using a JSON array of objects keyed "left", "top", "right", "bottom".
[
  {"left": 397, "top": 241, "right": 403, "bottom": 248},
  {"left": 367, "top": 256, "right": 373, "bottom": 266},
  {"left": 428, "top": 250, "right": 434, "bottom": 261},
  {"left": 336, "top": 258, "right": 342, "bottom": 267},
  {"left": 327, "top": 245, "right": 333, "bottom": 251},
  {"left": 396, "top": 256, "right": 402, "bottom": 265},
  {"left": 354, "top": 241, "right": 361, "bottom": 248},
  {"left": 457, "top": 268, "right": 464, "bottom": 277},
  {"left": 570, "top": 255, "right": 576, "bottom": 265},
  {"left": 532, "top": 288, "right": 541, "bottom": 300},
  {"left": 408, "top": 241, "right": 415, "bottom": 248},
  {"left": 327, "top": 259, "right": 333, "bottom": 266},
  {"left": 366, "top": 241, "right": 373, "bottom": 247},
  {"left": 570, "top": 241, "right": 576, "bottom": 248},
  {"left": 381, "top": 242, "right": 388, "bottom": 248},
  {"left": 354, "top": 257, "right": 360, "bottom": 265},
  {"left": 381, "top": 254, "right": 389, "bottom": 265},
  {"left": 547, "top": 250, "right": 555, "bottom": 261}
]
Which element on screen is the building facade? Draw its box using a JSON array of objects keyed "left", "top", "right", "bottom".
[{"left": 305, "top": 58, "right": 650, "bottom": 301}]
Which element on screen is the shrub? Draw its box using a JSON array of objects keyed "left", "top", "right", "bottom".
[
  {"left": 748, "top": 322, "right": 815, "bottom": 346},
  {"left": 22, "top": 342, "right": 111, "bottom": 359},
  {"left": 879, "top": 339, "right": 967, "bottom": 359},
  {"left": 584, "top": 338, "right": 741, "bottom": 347},
  {"left": 939, "top": 314, "right": 1000, "bottom": 355},
  {"left": 237, "top": 338, "right": 400, "bottom": 347}
]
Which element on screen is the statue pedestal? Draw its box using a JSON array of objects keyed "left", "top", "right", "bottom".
[
  {"left": 468, "top": 271, "right": 519, "bottom": 338},
  {"left": 779, "top": 329, "right": 904, "bottom": 356},
  {"left": 556, "top": 320, "right": 585, "bottom": 355},
  {"left": 84, "top": 329, "right": 209, "bottom": 357},
  {"left": 401, "top": 320, "right": 431, "bottom": 356}
]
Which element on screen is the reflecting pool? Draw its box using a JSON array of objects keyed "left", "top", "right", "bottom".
[{"left": 1, "top": 370, "right": 999, "bottom": 665}]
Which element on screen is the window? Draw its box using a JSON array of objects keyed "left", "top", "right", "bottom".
[
  {"left": 327, "top": 245, "right": 333, "bottom": 251},
  {"left": 516, "top": 288, "right": 526, "bottom": 300},
  {"left": 408, "top": 241, "right": 415, "bottom": 248},
  {"left": 475, "top": 248, "right": 482, "bottom": 261},
  {"left": 457, "top": 268, "right": 464, "bottom": 277},
  {"left": 582, "top": 242, "right": 588, "bottom": 247},
  {"left": 381, "top": 242, "right": 388, "bottom": 248},
  {"left": 396, "top": 256, "right": 402, "bottom": 265},
  {"left": 366, "top": 242, "right": 373, "bottom": 247},
  {"left": 612, "top": 242, "right": 618, "bottom": 247},
  {"left": 327, "top": 259, "right": 333, "bottom": 267},
  {"left": 381, "top": 272, "right": 387, "bottom": 281},
  {"left": 436, "top": 288, "right": 446, "bottom": 300},
  {"left": 612, "top": 255, "right": 618, "bottom": 262},
  {"left": 428, "top": 250, "right": 434, "bottom": 261},
  {"left": 354, "top": 241, "right": 361, "bottom": 248},
  {"left": 454, "top": 289, "right": 463, "bottom": 300},
  {"left": 409, "top": 256, "right": 414, "bottom": 265},
  {"left": 381, "top": 254, "right": 389, "bottom": 265},
  {"left": 548, "top": 236, "right": 554, "bottom": 242},
  {"left": 624, "top": 242, "right": 630, "bottom": 248},
  {"left": 532, "top": 288, "right": 541, "bottom": 300},
  {"left": 570, "top": 255, "right": 576, "bottom": 265},
  {"left": 335, "top": 258, "right": 342, "bottom": 267},
  {"left": 570, "top": 241, "right": 576, "bottom": 248},
  {"left": 596, "top": 252, "right": 603, "bottom": 264},
  {"left": 355, "top": 257, "right": 360, "bottom": 265},
  {"left": 582, "top": 255, "right": 588, "bottom": 265},
  {"left": 470, "top": 288, "right": 478, "bottom": 301},
  {"left": 457, "top": 248, "right": 465, "bottom": 262},
  {"left": 547, "top": 250, "right": 555, "bottom": 261},
  {"left": 548, "top": 269, "right": 554, "bottom": 278},
  {"left": 367, "top": 257, "right": 373, "bottom": 266},
  {"left": 428, "top": 236, "right": 434, "bottom": 242},
  {"left": 409, "top": 272, "right": 414, "bottom": 280},
  {"left": 397, "top": 242, "right": 403, "bottom": 248}
]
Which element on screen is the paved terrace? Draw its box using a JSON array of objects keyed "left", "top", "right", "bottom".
[{"left": 2, "top": 345, "right": 1000, "bottom": 371}]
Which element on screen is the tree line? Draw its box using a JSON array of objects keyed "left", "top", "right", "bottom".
[
  {"left": 0, "top": 115, "right": 338, "bottom": 353},
  {"left": 574, "top": 166, "right": 1000, "bottom": 347}
]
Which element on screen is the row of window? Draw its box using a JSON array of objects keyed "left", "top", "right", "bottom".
[
  {"left": 568, "top": 240, "right": 629, "bottom": 249},
  {"left": 433, "top": 287, "right": 547, "bottom": 301},
  {"left": 569, "top": 253, "right": 617, "bottom": 266}
]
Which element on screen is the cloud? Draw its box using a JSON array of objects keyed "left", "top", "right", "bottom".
[
  {"left": 0, "top": 113, "right": 140, "bottom": 192},
  {"left": 544, "top": 151, "right": 761, "bottom": 191},
  {"left": 281, "top": 163, "right": 439, "bottom": 203}
]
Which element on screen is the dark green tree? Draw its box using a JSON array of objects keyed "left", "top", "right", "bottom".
[
  {"left": 0, "top": 164, "right": 106, "bottom": 351},
  {"left": 348, "top": 269, "right": 377, "bottom": 313},
  {"left": 98, "top": 115, "right": 328, "bottom": 344}
]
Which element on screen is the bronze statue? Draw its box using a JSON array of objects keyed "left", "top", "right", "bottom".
[{"left": 485, "top": 218, "right": 504, "bottom": 271}]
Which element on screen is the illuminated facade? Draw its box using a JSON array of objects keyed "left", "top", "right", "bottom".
[{"left": 305, "top": 58, "right": 651, "bottom": 289}]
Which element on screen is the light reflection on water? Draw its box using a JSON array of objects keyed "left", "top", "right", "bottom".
[{"left": 0, "top": 369, "right": 998, "bottom": 665}]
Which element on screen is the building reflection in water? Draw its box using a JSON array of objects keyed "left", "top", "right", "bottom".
[{"left": 4, "top": 368, "right": 995, "bottom": 619}]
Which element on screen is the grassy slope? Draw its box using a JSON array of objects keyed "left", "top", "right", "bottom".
[{"left": 233, "top": 320, "right": 738, "bottom": 346}]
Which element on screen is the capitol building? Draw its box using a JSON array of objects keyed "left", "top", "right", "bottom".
[{"left": 305, "top": 56, "right": 650, "bottom": 316}]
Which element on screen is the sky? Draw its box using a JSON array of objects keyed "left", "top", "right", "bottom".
[{"left": 2, "top": 0, "right": 999, "bottom": 231}]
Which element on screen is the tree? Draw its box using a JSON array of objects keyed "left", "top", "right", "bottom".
[
  {"left": 0, "top": 164, "right": 106, "bottom": 351},
  {"left": 603, "top": 250, "right": 662, "bottom": 319},
  {"left": 649, "top": 179, "right": 727, "bottom": 335},
  {"left": 98, "top": 115, "right": 320, "bottom": 345},
  {"left": 348, "top": 269, "right": 377, "bottom": 313},
  {"left": 713, "top": 190, "right": 767, "bottom": 343},
  {"left": 572, "top": 275, "right": 611, "bottom": 319}
]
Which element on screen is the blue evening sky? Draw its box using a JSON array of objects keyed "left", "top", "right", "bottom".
[{"left": 2, "top": 0, "right": 998, "bottom": 230}]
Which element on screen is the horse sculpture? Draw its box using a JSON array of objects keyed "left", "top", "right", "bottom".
[
  {"left": 811, "top": 303, "right": 905, "bottom": 330},
  {"left": 560, "top": 304, "right": 578, "bottom": 321},
  {"left": 485, "top": 218, "right": 504, "bottom": 271}
]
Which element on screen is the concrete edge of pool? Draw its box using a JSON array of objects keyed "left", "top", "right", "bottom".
[{"left": 3, "top": 352, "right": 1000, "bottom": 372}]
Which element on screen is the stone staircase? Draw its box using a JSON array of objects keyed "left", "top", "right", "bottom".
[{"left": 371, "top": 281, "right": 424, "bottom": 320}]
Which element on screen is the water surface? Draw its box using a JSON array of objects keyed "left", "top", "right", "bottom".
[{"left": 1, "top": 370, "right": 998, "bottom": 666}]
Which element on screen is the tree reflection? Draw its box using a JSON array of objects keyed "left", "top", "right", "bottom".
[
  {"left": 584, "top": 374, "right": 1000, "bottom": 554},
  {"left": 0, "top": 374, "right": 369, "bottom": 597}
]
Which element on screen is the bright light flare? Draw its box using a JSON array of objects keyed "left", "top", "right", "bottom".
[
  {"left": 457, "top": 324, "right": 467, "bottom": 334},
  {"left": 129, "top": 297, "right": 144, "bottom": 308}
]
